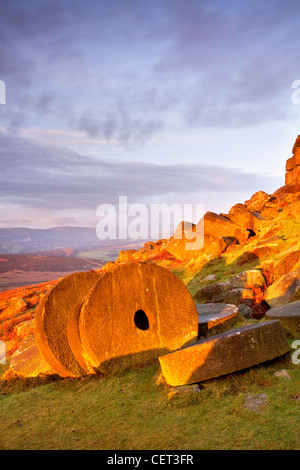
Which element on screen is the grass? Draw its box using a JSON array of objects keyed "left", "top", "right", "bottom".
[{"left": 0, "top": 350, "right": 299, "bottom": 450}]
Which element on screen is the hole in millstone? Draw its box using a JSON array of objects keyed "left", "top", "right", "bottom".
[{"left": 134, "top": 309, "right": 149, "bottom": 330}]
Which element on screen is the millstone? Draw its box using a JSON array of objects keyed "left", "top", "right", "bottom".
[
  {"left": 159, "top": 320, "right": 290, "bottom": 386},
  {"left": 34, "top": 271, "right": 100, "bottom": 377},
  {"left": 79, "top": 262, "right": 199, "bottom": 375}
]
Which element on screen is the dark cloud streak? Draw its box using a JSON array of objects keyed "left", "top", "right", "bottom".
[{"left": 0, "top": 131, "right": 281, "bottom": 211}]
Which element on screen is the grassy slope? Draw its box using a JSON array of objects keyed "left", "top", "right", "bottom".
[{"left": 0, "top": 352, "right": 299, "bottom": 450}]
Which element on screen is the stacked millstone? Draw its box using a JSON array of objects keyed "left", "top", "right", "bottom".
[
  {"left": 285, "top": 135, "right": 300, "bottom": 185},
  {"left": 33, "top": 263, "right": 199, "bottom": 377}
]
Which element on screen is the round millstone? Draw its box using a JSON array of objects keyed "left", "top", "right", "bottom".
[
  {"left": 79, "top": 261, "right": 199, "bottom": 375},
  {"left": 34, "top": 271, "right": 101, "bottom": 377}
]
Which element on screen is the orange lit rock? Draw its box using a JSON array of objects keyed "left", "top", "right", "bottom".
[
  {"left": 0, "top": 298, "right": 28, "bottom": 322},
  {"left": 166, "top": 213, "right": 248, "bottom": 261},
  {"left": 34, "top": 271, "right": 100, "bottom": 377},
  {"left": 159, "top": 320, "right": 290, "bottom": 386},
  {"left": 244, "top": 191, "right": 271, "bottom": 212},
  {"left": 200, "top": 211, "right": 249, "bottom": 245},
  {"left": 264, "top": 269, "right": 300, "bottom": 308},
  {"left": 118, "top": 250, "right": 137, "bottom": 263},
  {"left": 10, "top": 335, "right": 55, "bottom": 377},
  {"left": 286, "top": 166, "right": 300, "bottom": 186},
  {"left": 286, "top": 153, "right": 300, "bottom": 172},
  {"left": 227, "top": 204, "right": 264, "bottom": 232},
  {"left": 166, "top": 221, "right": 203, "bottom": 261},
  {"left": 79, "top": 262, "right": 198, "bottom": 375},
  {"left": 203, "top": 236, "right": 238, "bottom": 258},
  {"left": 285, "top": 136, "right": 300, "bottom": 185}
]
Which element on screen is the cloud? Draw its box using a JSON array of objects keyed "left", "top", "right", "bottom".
[
  {"left": 50, "top": 217, "right": 79, "bottom": 226},
  {"left": 0, "top": 130, "right": 281, "bottom": 214},
  {"left": 1, "top": 0, "right": 299, "bottom": 147}
]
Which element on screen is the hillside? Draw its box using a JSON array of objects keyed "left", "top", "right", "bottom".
[
  {"left": 0, "top": 137, "right": 300, "bottom": 450},
  {"left": 1, "top": 137, "right": 300, "bottom": 374}
]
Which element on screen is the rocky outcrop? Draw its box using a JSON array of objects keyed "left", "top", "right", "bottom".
[
  {"left": 226, "top": 203, "right": 265, "bottom": 232},
  {"left": 194, "top": 270, "right": 266, "bottom": 309},
  {"left": 166, "top": 212, "right": 248, "bottom": 261},
  {"left": 264, "top": 269, "right": 300, "bottom": 308},
  {"left": 285, "top": 135, "right": 300, "bottom": 185},
  {"left": 196, "top": 303, "right": 242, "bottom": 338}
]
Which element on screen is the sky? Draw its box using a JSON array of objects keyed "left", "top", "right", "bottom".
[{"left": 0, "top": 0, "right": 300, "bottom": 237}]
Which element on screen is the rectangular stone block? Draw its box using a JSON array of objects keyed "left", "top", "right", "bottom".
[
  {"left": 286, "top": 153, "right": 300, "bottom": 172},
  {"left": 159, "top": 320, "right": 290, "bottom": 386},
  {"left": 285, "top": 165, "right": 300, "bottom": 185}
]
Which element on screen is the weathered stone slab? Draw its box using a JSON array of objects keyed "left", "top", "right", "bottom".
[
  {"left": 34, "top": 271, "right": 100, "bottom": 377},
  {"left": 159, "top": 320, "right": 290, "bottom": 386},
  {"left": 10, "top": 335, "right": 55, "bottom": 377},
  {"left": 79, "top": 262, "right": 199, "bottom": 375},
  {"left": 196, "top": 303, "right": 241, "bottom": 338},
  {"left": 265, "top": 300, "right": 300, "bottom": 338}
]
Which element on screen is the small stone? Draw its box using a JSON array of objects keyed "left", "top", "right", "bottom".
[
  {"left": 167, "top": 384, "right": 201, "bottom": 400},
  {"left": 202, "top": 274, "right": 218, "bottom": 283},
  {"left": 243, "top": 393, "right": 268, "bottom": 412},
  {"left": 274, "top": 369, "right": 291, "bottom": 379}
]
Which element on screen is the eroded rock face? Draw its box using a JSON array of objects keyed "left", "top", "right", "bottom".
[
  {"left": 244, "top": 191, "right": 271, "bottom": 212},
  {"left": 264, "top": 269, "right": 300, "bottom": 308},
  {"left": 79, "top": 262, "right": 199, "bottom": 375},
  {"left": 227, "top": 204, "right": 265, "bottom": 232},
  {"left": 159, "top": 320, "right": 290, "bottom": 386},
  {"left": 285, "top": 136, "right": 300, "bottom": 185}
]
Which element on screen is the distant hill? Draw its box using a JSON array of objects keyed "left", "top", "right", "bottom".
[
  {"left": 0, "top": 253, "right": 104, "bottom": 274},
  {"left": 0, "top": 226, "right": 143, "bottom": 254}
]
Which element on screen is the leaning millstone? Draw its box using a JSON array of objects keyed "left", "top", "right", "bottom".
[
  {"left": 265, "top": 300, "right": 300, "bottom": 338},
  {"left": 79, "top": 262, "right": 199, "bottom": 375},
  {"left": 10, "top": 335, "right": 55, "bottom": 377},
  {"left": 159, "top": 320, "right": 290, "bottom": 386},
  {"left": 196, "top": 303, "right": 242, "bottom": 338},
  {"left": 34, "top": 271, "right": 100, "bottom": 377}
]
